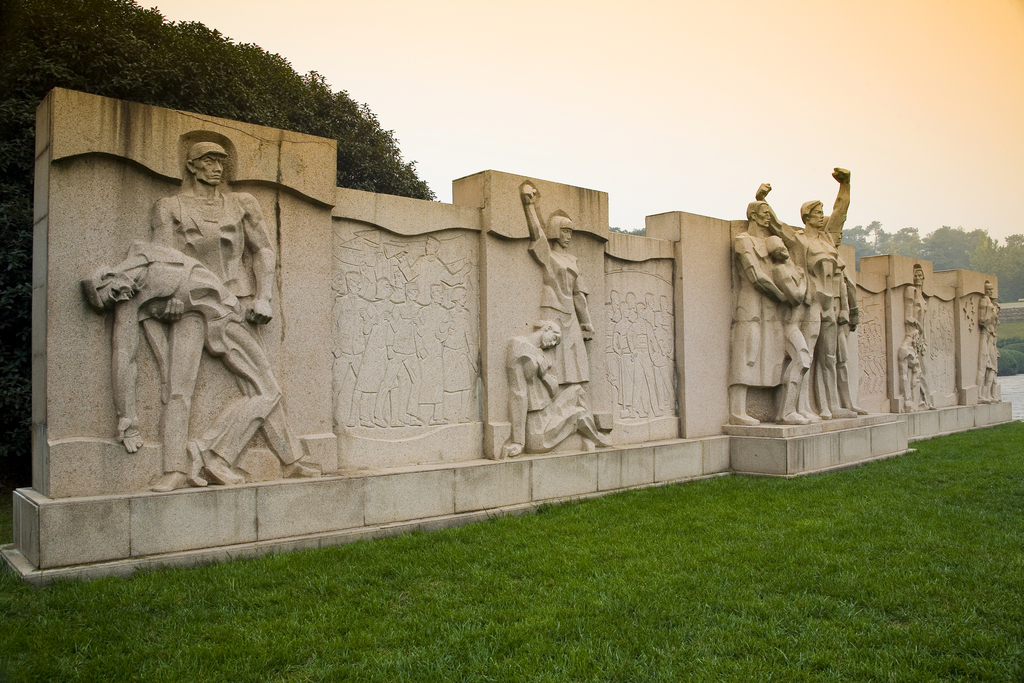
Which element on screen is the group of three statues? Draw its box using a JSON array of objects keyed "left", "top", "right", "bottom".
[{"left": 729, "top": 169, "right": 866, "bottom": 426}]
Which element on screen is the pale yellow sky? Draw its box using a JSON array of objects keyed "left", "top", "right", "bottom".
[{"left": 150, "top": 0, "right": 1024, "bottom": 241}]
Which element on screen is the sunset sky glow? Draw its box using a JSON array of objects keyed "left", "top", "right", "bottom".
[{"left": 149, "top": 0, "right": 1024, "bottom": 241}]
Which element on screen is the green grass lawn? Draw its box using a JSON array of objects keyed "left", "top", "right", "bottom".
[{"left": 2, "top": 424, "right": 1024, "bottom": 682}]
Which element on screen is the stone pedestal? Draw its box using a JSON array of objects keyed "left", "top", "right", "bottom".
[
  {"left": 726, "top": 414, "right": 908, "bottom": 477},
  {"left": 3, "top": 436, "right": 730, "bottom": 585}
]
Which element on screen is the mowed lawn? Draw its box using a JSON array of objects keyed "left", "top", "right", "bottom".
[{"left": 1, "top": 423, "right": 1023, "bottom": 682}]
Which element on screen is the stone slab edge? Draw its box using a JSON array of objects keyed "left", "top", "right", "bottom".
[
  {"left": 897, "top": 403, "right": 1015, "bottom": 443},
  {"left": 733, "top": 449, "right": 915, "bottom": 479},
  {"left": 2, "top": 472, "right": 727, "bottom": 586}
]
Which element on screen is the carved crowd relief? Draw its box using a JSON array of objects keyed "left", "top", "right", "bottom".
[
  {"left": 728, "top": 169, "right": 864, "bottom": 426},
  {"left": 82, "top": 141, "right": 320, "bottom": 492},
  {"left": 927, "top": 297, "right": 956, "bottom": 402},
  {"left": 855, "top": 291, "right": 888, "bottom": 410},
  {"left": 499, "top": 182, "right": 610, "bottom": 458},
  {"left": 332, "top": 226, "right": 480, "bottom": 431},
  {"left": 605, "top": 261, "right": 676, "bottom": 422}
]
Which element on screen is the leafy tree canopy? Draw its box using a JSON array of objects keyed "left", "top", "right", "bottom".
[{"left": 0, "top": 0, "right": 433, "bottom": 487}]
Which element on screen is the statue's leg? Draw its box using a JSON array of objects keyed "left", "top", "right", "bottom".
[
  {"left": 798, "top": 309, "right": 823, "bottom": 421},
  {"left": 153, "top": 313, "right": 206, "bottom": 492},
  {"left": 818, "top": 318, "right": 854, "bottom": 419},
  {"left": 729, "top": 385, "right": 759, "bottom": 426},
  {"left": 779, "top": 323, "right": 810, "bottom": 425}
]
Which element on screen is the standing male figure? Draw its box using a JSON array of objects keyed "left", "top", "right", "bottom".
[
  {"left": 977, "top": 280, "right": 1000, "bottom": 404},
  {"left": 148, "top": 141, "right": 318, "bottom": 489},
  {"left": 898, "top": 264, "right": 935, "bottom": 411}
]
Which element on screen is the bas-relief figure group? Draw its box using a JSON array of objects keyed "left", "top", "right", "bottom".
[
  {"left": 83, "top": 142, "right": 321, "bottom": 491},
  {"left": 729, "top": 169, "right": 868, "bottom": 426},
  {"left": 606, "top": 289, "right": 675, "bottom": 421},
  {"left": 331, "top": 229, "right": 479, "bottom": 431},
  {"left": 498, "top": 182, "right": 612, "bottom": 458},
  {"left": 728, "top": 168, "right": 1001, "bottom": 425},
  {"left": 80, "top": 139, "right": 1004, "bottom": 489}
]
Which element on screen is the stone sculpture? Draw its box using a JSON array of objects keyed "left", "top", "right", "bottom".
[
  {"left": 898, "top": 264, "right": 935, "bottom": 411},
  {"left": 729, "top": 170, "right": 864, "bottom": 425},
  {"left": 769, "top": 169, "right": 857, "bottom": 421},
  {"left": 85, "top": 142, "right": 319, "bottom": 491},
  {"left": 977, "top": 280, "right": 1000, "bottom": 404},
  {"left": 728, "top": 194, "right": 789, "bottom": 425},
  {"left": 83, "top": 242, "right": 319, "bottom": 491},
  {"left": 765, "top": 235, "right": 812, "bottom": 424},
  {"left": 835, "top": 272, "right": 867, "bottom": 414},
  {"left": 520, "top": 182, "right": 595, "bottom": 385},
  {"left": 500, "top": 321, "right": 609, "bottom": 458},
  {"left": 332, "top": 230, "right": 478, "bottom": 429}
]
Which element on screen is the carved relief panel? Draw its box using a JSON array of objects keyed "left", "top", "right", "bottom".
[
  {"left": 926, "top": 297, "right": 958, "bottom": 406},
  {"left": 332, "top": 222, "right": 481, "bottom": 468},
  {"left": 604, "top": 254, "right": 677, "bottom": 442},
  {"left": 855, "top": 287, "right": 889, "bottom": 414}
]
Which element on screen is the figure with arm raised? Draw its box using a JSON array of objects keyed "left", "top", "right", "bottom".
[
  {"left": 765, "top": 169, "right": 857, "bottom": 420},
  {"left": 519, "top": 182, "right": 594, "bottom": 386}
]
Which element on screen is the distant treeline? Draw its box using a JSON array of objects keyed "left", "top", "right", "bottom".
[{"left": 845, "top": 224, "right": 1024, "bottom": 302}]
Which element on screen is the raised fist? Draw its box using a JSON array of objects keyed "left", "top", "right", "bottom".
[
  {"left": 833, "top": 168, "right": 851, "bottom": 183},
  {"left": 756, "top": 183, "right": 772, "bottom": 201},
  {"left": 520, "top": 183, "right": 538, "bottom": 204}
]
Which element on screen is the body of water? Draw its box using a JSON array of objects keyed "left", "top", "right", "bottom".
[{"left": 997, "top": 374, "right": 1024, "bottom": 421}]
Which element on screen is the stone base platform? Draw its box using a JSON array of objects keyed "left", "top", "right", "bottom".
[
  {"left": 726, "top": 414, "right": 910, "bottom": 477},
  {"left": 4, "top": 402, "right": 1014, "bottom": 585},
  {"left": 3, "top": 436, "right": 730, "bottom": 586},
  {"left": 898, "top": 401, "right": 1013, "bottom": 442}
]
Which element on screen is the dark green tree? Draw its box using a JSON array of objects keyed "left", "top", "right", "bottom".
[
  {"left": 0, "top": 0, "right": 434, "bottom": 487},
  {"left": 842, "top": 223, "right": 878, "bottom": 266},
  {"left": 875, "top": 226, "right": 923, "bottom": 259},
  {"left": 971, "top": 234, "right": 1024, "bottom": 302},
  {"left": 921, "top": 226, "right": 989, "bottom": 271}
]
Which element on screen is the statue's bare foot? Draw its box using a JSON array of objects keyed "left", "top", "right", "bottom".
[
  {"left": 730, "top": 413, "right": 759, "bottom": 426},
  {"left": 852, "top": 405, "right": 868, "bottom": 415},
  {"left": 781, "top": 412, "right": 810, "bottom": 425},
  {"left": 185, "top": 443, "right": 208, "bottom": 488},
  {"left": 800, "top": 411, "right": 822, "bottom": 424},
  {"left": 203, "top": 454, "right": 246, "bottom": 486},
  {"left": 282, "top": 461, "right": 321, "bottom": 479},
  {"left": 832, "top": 408, "right": 857, "bottom": 419},
  {"left": 500, "top": 441, "right": 523, "bottom": 459},
  {"left": 151, "top": 472, "right": 189, "bottom": 492}
]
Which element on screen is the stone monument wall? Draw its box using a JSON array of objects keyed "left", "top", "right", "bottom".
[
  {"left": 33, "top": 89, "right": 338, "bottom": 499},
  {"left": 7, "top": 89, "right": 1012, "bottom": 583}
]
